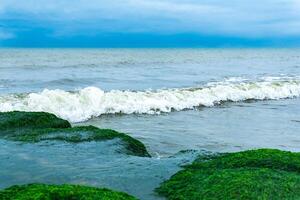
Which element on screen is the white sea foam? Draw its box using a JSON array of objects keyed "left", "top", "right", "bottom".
[{"left": 0, "top": 77, "right": 300, "bottom": 122}]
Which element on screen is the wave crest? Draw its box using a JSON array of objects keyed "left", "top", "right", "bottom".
[{"left": 1, "top": 77, "right": 300, "bottom": 122}]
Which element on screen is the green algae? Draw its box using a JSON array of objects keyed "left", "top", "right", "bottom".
[
  {"left": 157, "top": 149, "right": 300, "bottom": 200},
  {"left": 7, "top": 126, "right": 150, "bottom": 157},
  {"left": 0, "top": 111, "right": 71, "bottom": 131},
  {"left": 0, "top": 183, "right": 138, "bottom": 200},
  {"left": 0, "top": 111, "right": 150, "bottom": 157},
  {"left": 190, "top": 149, "right": 300, "bottom": 172}
]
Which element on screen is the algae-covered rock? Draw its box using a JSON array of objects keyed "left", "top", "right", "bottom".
[
  {"left": 189, "top": 149, "right": 300, "bottom": 172},
  {"left": 0, "top": 111, "right": 150, "bottom": 157},
  {"left": 0, "top": 183, "right": 138, "bottom": 200},
  {"left": 157, "top": 149, "right": 300, "bottom": 200},
  {"left": 0, "top": 111, "right": 71, "bottom": 131},
  {"left": 7, "top": 125, "right": 150, "bottom": 157}
]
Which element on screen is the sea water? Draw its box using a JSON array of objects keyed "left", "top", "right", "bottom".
[
  {"left": 0, "top": 48, "right": 300, "bottom": 198},
  {"left": 1, "top": 48, "right": 300, "bottom": 154}
]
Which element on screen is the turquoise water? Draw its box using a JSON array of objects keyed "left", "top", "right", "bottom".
[{"left": 0, "top": 48, "right": 300, "bottom": 199}]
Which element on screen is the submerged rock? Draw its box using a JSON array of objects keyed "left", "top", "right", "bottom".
[
  {"left": 0, "top": 183, "right": 137, "bottom": 200},
  {"left": 156, "top": 149, "right": 300, "bottom": 200},
  {"left": 0, "top": 111, "right": 150, "bottom": 157}
]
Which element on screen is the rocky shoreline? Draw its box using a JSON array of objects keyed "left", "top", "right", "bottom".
[{"left": 1, "top": 111, "right": 300, "bottom": 199}]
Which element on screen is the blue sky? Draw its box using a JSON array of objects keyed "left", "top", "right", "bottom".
[{"left": 1, "top": 0, "right": 300, "bottom": 47}]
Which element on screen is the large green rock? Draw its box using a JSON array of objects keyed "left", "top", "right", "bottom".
[
  {"left": 157, "top": 149, "right": 300, "bottom": 200},
  {"left": 0, "top": 111, "right": 71, "bottom": 131},
  {"left": 0, "top": 183, "right": 138, "bottom": 200},
  {"left": 0, "top": 111, "right": 150, "bottom": 157}
]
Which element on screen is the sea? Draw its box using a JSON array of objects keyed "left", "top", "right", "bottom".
[{"left": 0, "top": 48, "right": 300, "bottom": 199}]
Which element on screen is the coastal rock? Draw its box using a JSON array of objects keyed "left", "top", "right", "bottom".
[
  {"left": 157, "top": 149, "right": 300, "bottom": 200},
  {"left": 0, "top": 183, "right": 137, "bottom": 200},
  {"left": 0, "top": 111, "right": 71, "bottom": 130},
  {"left": 0, "top": 111, "right": 150, "bottom": 157}
]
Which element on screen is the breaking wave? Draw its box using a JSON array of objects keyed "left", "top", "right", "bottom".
[{"left": 0, "top": 76, "right": 299, "bottom": 122}]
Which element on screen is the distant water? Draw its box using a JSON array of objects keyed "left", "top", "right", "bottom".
[{"left": 1, "top": 48, "right": 300, "bottom": 155}]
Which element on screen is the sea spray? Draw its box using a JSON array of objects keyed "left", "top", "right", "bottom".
[{"left": 1, "top": 76, "right": 300, "bottom": 122}]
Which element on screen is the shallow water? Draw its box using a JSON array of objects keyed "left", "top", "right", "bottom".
[
  {"left": 0, "top": 140, "right": 197, "bottom": 199},
  {"left": 0, "top": 48, "right": 300, "bottom": 199},
  {"left": 78, "top": 98, "right": 300, "bottom": 156}
]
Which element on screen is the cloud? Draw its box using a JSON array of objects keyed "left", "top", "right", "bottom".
[{"left": 0, "top": 0, "right": 300, "bottom": 46}]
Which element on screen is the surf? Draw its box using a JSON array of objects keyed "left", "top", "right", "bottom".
[{"left": 1, "top": 76, "right": 299, "bottom": 122}]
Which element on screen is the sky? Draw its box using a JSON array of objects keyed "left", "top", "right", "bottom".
[{"left": 1, "top": 0, "right": 300, "bottom": 47}]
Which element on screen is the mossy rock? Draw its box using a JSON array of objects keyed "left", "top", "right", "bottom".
[
  {"left": 190, "top": 149, "right": 300, "bottom": 172},
  {"left": 0, "top": 183, "right": 138, "bottom": 200},
  {"left": 6, "top": 125, "right": 150, "bottom": 157},
  {"left": 0, "top": 111, "right": 71, "bottom": 131},
  {"left": 0, "top": 111, "right": 150, "bottom": 157},
  {"left": 157, "top": 149, "right": 300, "bottom": 200}
]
